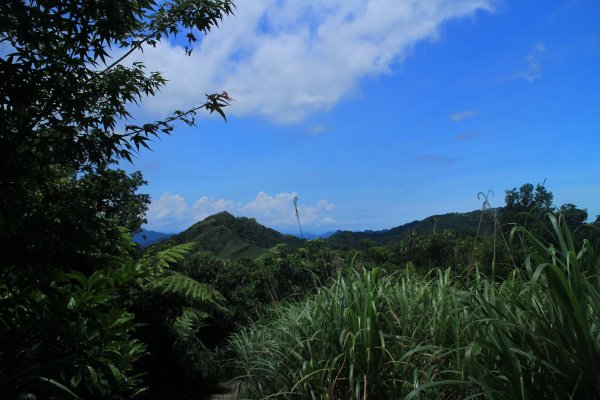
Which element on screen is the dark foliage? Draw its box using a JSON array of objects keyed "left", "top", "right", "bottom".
[
  {"left": 326, "top": 209, "right": 494, "bottom": 249},
  {"left": 502, "top": 182, "right": 554, "bottom": 227},
  {"left": 0, "top": 0, "right": 233, "bottom": 398}
]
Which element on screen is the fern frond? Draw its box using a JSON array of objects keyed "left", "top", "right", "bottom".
[
  {"left": 181, "top": 306, "right": 210, "bottom": 325},
  {"left": 173, "top": 307, "right": 211, "bottom": 340},
  {"left": 154, "top": 273, "right": 226, "bottom": 311},
  {"left": 141, "top": 242, "right": 196, "bottom": 271}
]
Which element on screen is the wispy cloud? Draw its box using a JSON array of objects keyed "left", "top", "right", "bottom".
[
  {"left": 308, "top": 125, "right": 328, "bottom": 134},
  {"left": 450, "top": 110, "right": 480, "bottom": 122},
  {"left": 146, "top": 191, "right": 336, "bottom": 232},
  {"left": 453, "top": 130, "right": 479, "bottom": 141},
  {"left": 503, "top": 43, "right": 546, "bottom": 82},
  {"left": 417, "top": 154, "right": 458, "bottom": 165},
  {"left": 131, "top": 0, "right": 494, "bottom": 123}
]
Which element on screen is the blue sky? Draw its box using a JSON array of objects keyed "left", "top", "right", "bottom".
[{"left": 121, "top": 0, "right": 600, "bottom": 234}]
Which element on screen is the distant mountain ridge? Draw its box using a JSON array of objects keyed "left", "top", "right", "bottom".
[
  {"left": 133, "top": 229, "right": 173, "bottom": 247},
  {"left": 325, "top": 209, "right": 498, "bottom": 249},
  {"left": 141, "top": 208, "right": 498, "bottom": 256},
  {"left": 288, "top": 231, "right": 336, "bottom": 239},
  {"left": 169, "top": 211, "right": 303, "bottom": 259}
]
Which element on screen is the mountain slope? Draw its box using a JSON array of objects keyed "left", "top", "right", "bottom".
[
  {"left": 154, "top": 209, "right": 498, "bottom": 258},
  {"left": 169, "top": 211, "right": 303, "bottom": 259},
  {"left": 327, "top": 209, "right": 498, "bottom": 249}
]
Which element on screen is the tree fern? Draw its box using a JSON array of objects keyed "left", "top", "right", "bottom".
[
  {"left": 141, "top": 241, "right": 226, "bottom": 320},
  {"left": 173, "top": 307, "right": 211, "bottom": 340},
  {"left": 154, "top": 273, "right": 225, "bottom": 311},
  {"left": 141, "top": 242, "right": 197, "bottom": 273},
  {"left": 125, "top": 240, "right": 227, "bottom": 395}
]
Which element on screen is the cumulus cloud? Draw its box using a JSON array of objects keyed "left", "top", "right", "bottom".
[
  {"left": 132, "top": 0, "right": 493, "bottom": 123},
  {"left": 193, "top": 196, "right": 235, "bottom": 221},
  {"left": 145, "top": 191, "right": 337, "bottom": 232},
  {"left": 147, "top": 193, "right": 187, "bottom": 220},
  {"left": 450, "top": 110, "right": 480, "bottom": 121}
]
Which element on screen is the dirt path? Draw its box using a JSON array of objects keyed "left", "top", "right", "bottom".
[{"left": 207, "top": 383, "right": 242, "bottom": 400}]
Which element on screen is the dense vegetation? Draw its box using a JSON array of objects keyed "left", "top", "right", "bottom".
[
  {"left": 2, "top": 1, "right": 599, "bottom": 399},
  {"left": 1, "top": 0, "right": 234, "bottom": 398},
  {"left": 230, "top": 215, "right": 600, "bottom": 399},
  {"left": 142, "top": 186, "right": 596, "bottom": 399}
]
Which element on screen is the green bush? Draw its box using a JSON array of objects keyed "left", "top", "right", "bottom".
[{"left": 0, "top": 251, "right": 147, "bottom": 398}]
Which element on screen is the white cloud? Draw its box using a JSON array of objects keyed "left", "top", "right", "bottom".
[
  {"left": 147, "top": 193, "right": 187, "bottom": 219},
  {"left": 145, "top": 191, "right": 337, "bottom": 232},
  {"left": 193, "top": 196, "right": 235, "bottom": 221},
  {"left": 241, "top": 192, "right": 296, "bottom": 225},
  {"left": 449, "top": 110, "right": 480, "bottom": 121},
  {"left": 145, "top": 193, "right": 189, "bottom": 231},
  {"left": 503, "top": 42, "right": 546, "bottom": 83},
  {"left": 308, "top": 125, "right": 328, "bottom": 134},
  {"left": 317, "top": 199, "right": 336, "bottom": 211},
  {"left": 132, "top": 0, "right": 493, "bottom": 123}
]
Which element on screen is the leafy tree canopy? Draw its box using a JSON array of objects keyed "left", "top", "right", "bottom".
[
  {"left": 559, "top": 203, "right": 588, "bottom": 229},
  {"left": 0, "top": 1, "right": 234, "bottom": 398},
  {"left": 1, "top": 0, "right": 234, "bottom": 275},
  {"left": 1, "top": 0, "right": 233, "bottom": 173},
  {"left": 502, "top": 182, "right": 554, "bottom": 227},
  {"left": 504, "top": 182, "right": 554, "bottom": 215}
]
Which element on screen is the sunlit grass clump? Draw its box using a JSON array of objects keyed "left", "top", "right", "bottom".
[{"left": 230, "top": 215, "right": 600, "bottom": 399}]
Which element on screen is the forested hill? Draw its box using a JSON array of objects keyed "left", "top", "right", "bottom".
[
  {"left": 145, "top": 209, "right": 500, "bottom": 255},
  {"left": 168, "top": 211, "right": 303, "bottom": 259},
  {"left": 326, "top": 209, "right": 499, "bottom": 249}
]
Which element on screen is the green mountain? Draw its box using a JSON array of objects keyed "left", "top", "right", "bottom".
[
  {"left": 157, "top": 209, "right": 498, "bottom": 258},
  {"left": 326, "top": 209, "right": 498, "bottom": 249},
  {"left": 169, "top": 211, "right": 303, "bottom": 259}
]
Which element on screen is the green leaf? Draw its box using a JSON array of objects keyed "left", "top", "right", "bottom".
[
  {"left": 39, "top": 377, "right": 83, "bottom": 400},
  {"left": 70, "top": 371, "right": 82, "bottom": 388}
]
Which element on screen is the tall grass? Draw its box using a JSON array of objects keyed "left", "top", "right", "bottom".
[
  {"left": 230, "top": 215, "right": 600, "bottom": 399},
  {"left": 468, "top": 214, "right": 600, "bottom": 399},
  {"left": 231, "top": 267, "right": 476, "bottom": 399}
]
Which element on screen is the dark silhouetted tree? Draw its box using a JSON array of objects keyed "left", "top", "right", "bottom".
[
  {"left": 502, "top": 182, "right": 554, "bottom": 227},
  {"left": 0, "top": 1, "right": 233, "bottom": 398}
]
